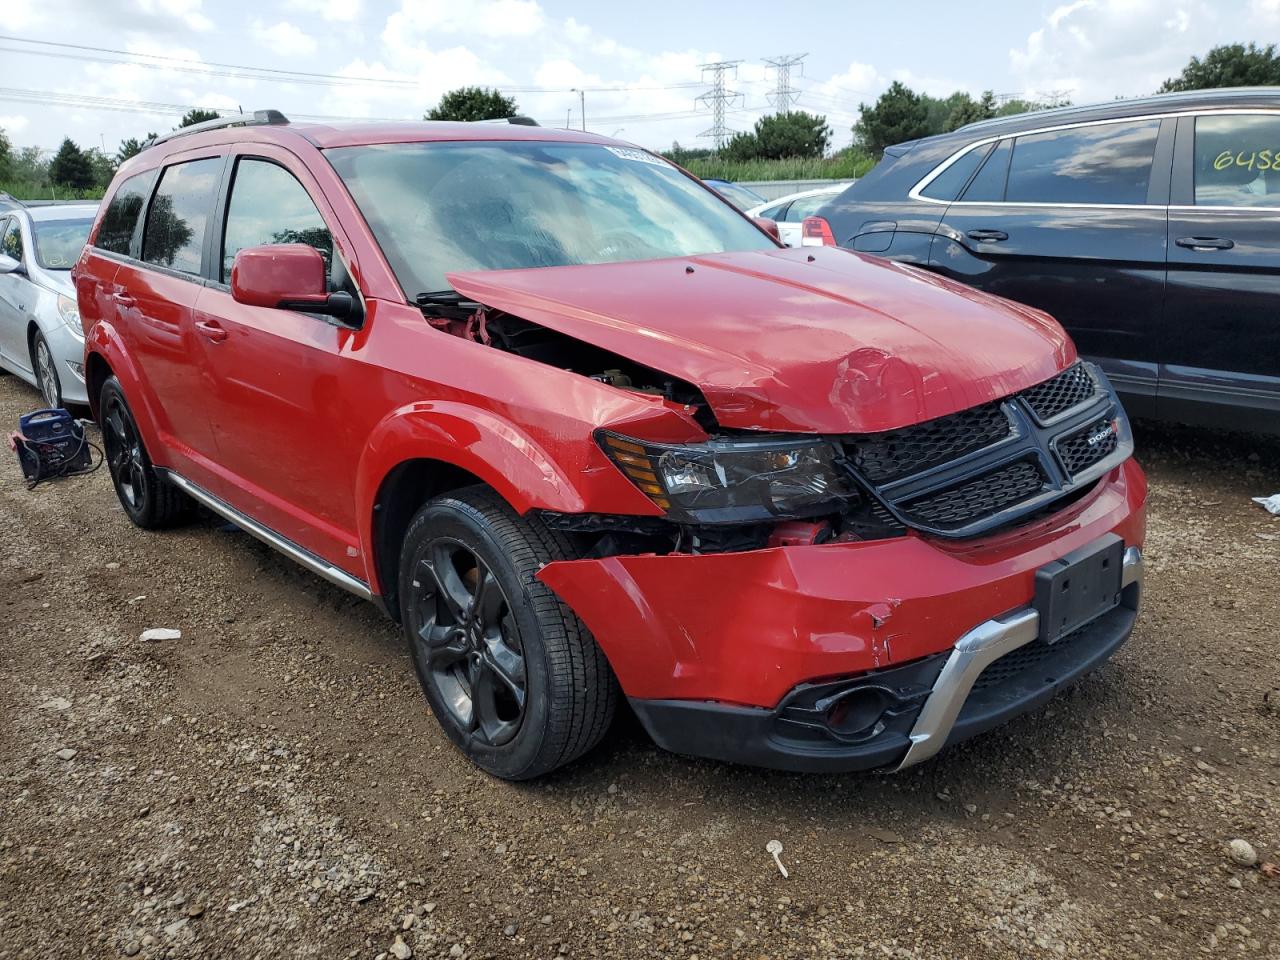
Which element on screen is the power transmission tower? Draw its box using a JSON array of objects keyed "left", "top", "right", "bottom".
[
  {"left": 763, "top": 53, "right": 807, "bottom": 113},
  {"left": 696, "top": 60, "right": 743, "bottom": 150}
]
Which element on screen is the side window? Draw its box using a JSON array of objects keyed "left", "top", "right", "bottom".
[
  {"left": 95, "top": 169, "right": 157, "bottom": 256},
  {"left": 962, "top": 139, "right": 1012, "bottom": 202},
  {"left": 1005, "top": 120, "right": 1160, "bottom": 205},
  {"left": 784, "top": 194, "right": 830, "bottom": 221},
  {"left": 142, "top": 157, "right": 223, "bottom": 275},
  {"left": 758, "top": 201, "right": 789, "bottom": 220},
  {"left": 221, "top": 158, "right": 333, "bottom": 283},
  {"left": 1, "top": 217, "right": 24, "bottom": 262},
  {"left": 922, "top": 142, "right": 994, "bottom": 201},
  {"left": 1193, "top": 113, "right": 1280, "bottom": 208}
]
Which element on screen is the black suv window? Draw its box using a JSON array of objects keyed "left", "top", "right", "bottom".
[
  {"left": 221, "top": 158, "right": 333, "bottom": 282},
  {"left": 96, "top": 169, "right": 157, "bottom": 256},
  {"left": 922, "top": 142, "right": 994, "bottom": 201},
  {"left": 1004, "top": 120, "right": 1160, "bottom": 205},
  {"left": 961, "top": 139, "right": 1012, "bottom": 202},
  {"left": 142, "top": 157, "right": 223, "bottom": 275},
  {"left": 1193, "top": 113, "right": 1280, "bottom": 208}
]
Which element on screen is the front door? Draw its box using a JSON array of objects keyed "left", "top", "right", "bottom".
[
  {"left": 194, "top": 151, "right": 366, "bottom": 570},
  {"left": 930, "top": 118, "right": 1173, "bottom": 415},
  {"left": 1162, "top": 112, "right": 1280, "bottom": 431},
  {"left": 0, "top": 217, "right": 33, "bottom": 374}
]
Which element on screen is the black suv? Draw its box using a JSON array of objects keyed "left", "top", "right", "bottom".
[{"left": 816, "top": 88, "right": 1280, "bottom": 434}]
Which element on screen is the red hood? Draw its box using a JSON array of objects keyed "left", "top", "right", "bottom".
[{"left": 448, "top": 247, "right": 1075, "bottom": 434}]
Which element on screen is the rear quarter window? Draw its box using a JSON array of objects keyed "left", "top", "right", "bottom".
[
  {"left": 96, "top": 169, "right": 157, "bottom": 256},
  {"left": 1004, "top": 120, "right": 1160, "bottom": 205}
]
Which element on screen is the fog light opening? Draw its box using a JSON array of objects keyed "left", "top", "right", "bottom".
[{"left": 824, "top": 686, "right": 894, "bottom": 741}]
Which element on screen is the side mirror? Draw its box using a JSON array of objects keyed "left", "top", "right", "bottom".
[
  {"left": 0, "top": 253, "right": 25, "bottom": 276},
  {"left": 230, "top": 244, "right": 355, "bottom": 321},
  {"left": 753, "top": 216, "right": 781, "bottom": 242}
]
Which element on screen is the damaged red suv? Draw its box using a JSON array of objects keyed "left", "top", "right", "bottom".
[{"left": 73, "top": 111, "right": 1146, "bottom": 779}]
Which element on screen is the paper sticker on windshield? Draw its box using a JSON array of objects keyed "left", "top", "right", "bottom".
[{"left": 605, "top": 146, "right": 666, "bottom": 167}]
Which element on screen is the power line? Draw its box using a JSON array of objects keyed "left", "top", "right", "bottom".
[
  {"left": 695, "top": 60, "right": 743, "bottom": 150},
  {"left": 763, "top": 53, "right": 807, "bottom": 113},
  {"left": 0, "top": 87, "right": 405, "bottom": 122}
]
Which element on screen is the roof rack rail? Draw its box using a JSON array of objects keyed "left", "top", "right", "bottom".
[
  {"left": 148, "top": 109, "right": 289, "bottom": 148},
  {"left": 506, "top": 116, "right": 539, "bottom": 126}
]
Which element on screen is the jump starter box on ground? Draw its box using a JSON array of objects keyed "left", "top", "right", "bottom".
[{"left": 8, "top": 409, "right": 93, "bottom": 483}]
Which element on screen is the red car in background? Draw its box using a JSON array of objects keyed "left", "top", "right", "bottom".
[{"left": 73, "top": 111, "right": 1146, "bottom": 779}]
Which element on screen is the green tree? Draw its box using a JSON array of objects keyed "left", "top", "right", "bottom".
[
  {"left": 425, "top": 87, "right": 519, "bottom": 122},
  {"left": 945, "top": 90, "right": 997, "bottom": 131},
  {"left": 177, "top": 108, "right": 221, "bottom": 129},
  {"left": 1160, "top": 42, "right": 1280, "bottom": 91},
  {"left": 13, "top": 146, "right": 48, "bottom": 185},
  {"left": 751, "top": 111, "right": 832, "bottom": 159},
  {"left": 85, "top": 147, "right": 117, "bottom": 190},
  {"left": 48, "top": 138, "right": 95, "bottom": 190},
  {"left": 0, "top": 128, "right": 12, "bottom": 181},
  {"left": 116, "top": 134, "right": 157, "bottom": 165},
  {"left": 663, "top": 141, "right": 714, "bottom": 166},
  {"left": 854, "top": 81, "right": 932, "bottom": 157}
]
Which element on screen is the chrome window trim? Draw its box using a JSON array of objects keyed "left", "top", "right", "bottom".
[{"left": 908, "top": 107, "right": 1280, "bottom": 209}]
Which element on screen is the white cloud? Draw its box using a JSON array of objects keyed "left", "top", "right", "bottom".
[
  {"left": 135, "top": 0, "right": 212, "bottom": 31},
  {"left": 284, "top": 0, "right": 363, "bottom": 22},
  {"left": 252, "top": 20, "right": 320, "bottom": 57},
  {"left": 383, "top": 0, "right": 545, "bottom": 42},
  {"left": 1250, "top": 0, "right": 1280, "bottom": 20},
  {"left": 0, "top": 115, "right": 31, "bottom": 135},
  {"left": 1008, "top": 0, "right": 1224, "bottom": 104}
]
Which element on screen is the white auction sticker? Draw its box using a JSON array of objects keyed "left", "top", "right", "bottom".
[{"left": 605, "top": 146, "right": 666, "bottom": 166}]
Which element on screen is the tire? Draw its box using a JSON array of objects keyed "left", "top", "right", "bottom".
[
  {"left": 99, "top": 376, "right": 193, "bottom": 529},
  {"left": 31, "top": 330, "right": 62, "bottom": 409},
  {"left": 398, "top": 486, "right": 618, "bottom": 779}
]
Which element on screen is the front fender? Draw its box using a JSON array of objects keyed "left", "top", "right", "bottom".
[{"left": 354, "top": 401, "right": 616, "bottom": 585}]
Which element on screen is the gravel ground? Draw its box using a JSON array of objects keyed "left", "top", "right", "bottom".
[{"left": 0, "top": 372, "right": 1277, "bottom": 960}]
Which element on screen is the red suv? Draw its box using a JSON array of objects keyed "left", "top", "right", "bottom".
[{"left": 73, "top": 111, "right": 1147, "bottom": 779}]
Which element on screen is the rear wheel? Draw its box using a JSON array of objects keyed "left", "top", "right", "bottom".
[
  {"left": 398, "top": 487, "right": 617, "bottom": 779},
  {"left": 32, "top": 330, "right": 61, "bottom": 408},
  {"left": 99, "top": 376, "right": 193, "bottom": 528}
]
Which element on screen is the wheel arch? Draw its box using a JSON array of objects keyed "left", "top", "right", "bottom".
[{"left": 85, "top": 350, "right": 114, "bottom": 421}]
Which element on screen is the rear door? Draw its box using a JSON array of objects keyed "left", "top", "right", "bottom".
[
  {"left": 929, "top": 117, "right": 1174, "bottom": 416},
  {"left": 192, "top": 147, "right": 366, "bottom": 567},
  {"left": 119, "top": 153, "right": 226, "bottom": 484},
  {"left": 1162, "top": 111, "right": 1280, "bottom": 430}
]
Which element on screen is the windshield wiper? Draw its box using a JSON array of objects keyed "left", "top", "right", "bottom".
[{"left": 415, "top": 289, "right": 483, "bottom": 320}]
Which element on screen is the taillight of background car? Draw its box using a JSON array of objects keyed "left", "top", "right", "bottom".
[{"left": 801, "top": 216, "right": 836, "bottom": 247}]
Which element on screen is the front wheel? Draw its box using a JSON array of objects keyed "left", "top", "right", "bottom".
[
  {"left": 32, "top": 330, "right": 61, "bottom": 408},
  {"left": 398, "top": 487, "right": 617, "bottom": 779},
  {"left": 99, "top": 376, "right": 193, "bottom": 529}
]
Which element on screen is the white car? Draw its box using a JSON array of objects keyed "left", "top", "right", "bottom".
[
  {"left": 0, "top": 201, "right": 98, "bottom": 407},
  {"left": 748, "top": 184, "right": 850, "bottom": 248}
]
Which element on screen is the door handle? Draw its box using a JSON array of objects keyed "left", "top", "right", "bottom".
[
  {"left": 111, "top": 292, "right": 136, "bottom": 307},
  {"left": 1175, "top": 236, "right": 1234, "bottom": 251},
  {"left": 194, "top": 319, "right": 228, "bottom": 342},
  {"left": 966, "top": 229, "right": 1009, "bottom": 243}
]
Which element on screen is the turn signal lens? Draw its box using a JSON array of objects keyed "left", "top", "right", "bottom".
[{"left": 800, "top": 216, "right": 836, "bottom": 247}]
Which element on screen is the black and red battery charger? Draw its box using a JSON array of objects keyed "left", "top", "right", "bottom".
[{"left": 8, "top": 408, "right": 99, "bottom": 487}]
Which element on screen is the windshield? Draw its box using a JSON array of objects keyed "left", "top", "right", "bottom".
[
  {"left": 325, "top": 141, "right": 775, "bottom": 296},
  {"left": 33, "top": 218, "right": 94, "bottom": 270}
]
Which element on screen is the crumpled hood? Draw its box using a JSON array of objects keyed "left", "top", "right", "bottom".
[{"left": 448, "top": 246, "right": 1075, "bottom": 434}]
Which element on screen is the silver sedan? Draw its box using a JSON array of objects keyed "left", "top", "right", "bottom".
[{"left": 0, "top": 201, "right": 98, "bottom": 408}]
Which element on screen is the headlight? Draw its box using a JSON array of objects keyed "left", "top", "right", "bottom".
[
  {"left": 600, "top": 432, "right": 856, "bottom": 523},
  {"left": 57, "top": 295, "right": 83, "bottom": 339}
]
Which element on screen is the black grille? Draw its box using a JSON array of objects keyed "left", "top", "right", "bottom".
[
  {"left": 1056, "top": 418, "right": 1118, "bottom": 475},
  {"left": 846, "top": 402, "right": 1011, "bottom": 484},
  {"left": 1021, "top": 364, "right": 1097, "bottom": 422},
  {"left": 899, "top": 459, "right": 1044, "bottom": 529}
]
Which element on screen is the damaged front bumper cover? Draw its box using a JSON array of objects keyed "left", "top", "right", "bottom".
[{"left": 629, "top": 547, "right": 1143, "bottom": 773}]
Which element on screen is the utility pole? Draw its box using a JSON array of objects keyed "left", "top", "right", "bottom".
[
  {"left": 763, "top": 53, "right": 807, "bottom": 113},
  {"left": 571, "top": 88, "right": 586, "bottom": 131},
  {"left": 695, "top": 60, "right": 743, "bottom": 150}
]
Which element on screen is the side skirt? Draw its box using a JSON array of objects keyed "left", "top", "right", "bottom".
[{"left": 161, "top": 469, "right": 373, "bottom": 601}]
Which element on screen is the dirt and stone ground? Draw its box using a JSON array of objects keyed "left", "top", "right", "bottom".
[{"left": 0, "top": 373, "right": 1277, "bottom": 959}]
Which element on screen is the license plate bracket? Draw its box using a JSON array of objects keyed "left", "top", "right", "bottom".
[{"left": 1034, "top": 533, "right": 1124, "bottom": 644}]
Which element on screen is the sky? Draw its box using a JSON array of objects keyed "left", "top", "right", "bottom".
[{"left": 2, "top": 0, "right": 1279, "bottom": 156}]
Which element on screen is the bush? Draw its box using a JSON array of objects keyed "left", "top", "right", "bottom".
[{"left": 679, "top": 151, "right": 875, "bottom": 183}]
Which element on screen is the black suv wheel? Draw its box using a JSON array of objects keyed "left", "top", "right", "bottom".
[
  {"left": 99, "top": 376, "right": 193, "bottom": 528},
  {"left": 398, "top": 487, "right": 617, "bottom": 779}
]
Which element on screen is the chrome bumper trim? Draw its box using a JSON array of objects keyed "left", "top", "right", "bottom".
[
  {"left": 897, "top": 545, "right": 1143, "bottom": 771},
  {"left": 163, "top": 470, "right": 373, "bottom": 600}
]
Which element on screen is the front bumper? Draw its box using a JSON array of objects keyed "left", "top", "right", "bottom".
[
  {"left": 41, "top": 319, "right": 89, "bottom": 405},
  {"left": 538, "top": 458, "right": 1147, "bottom": 771},
  {"left": 630, "top": 550, "right": 1140, "bottom": 772}
]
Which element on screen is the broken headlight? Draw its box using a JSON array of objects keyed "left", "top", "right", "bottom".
[{"left": 600, "top": 432, "right": 856, "bottom": 523}]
